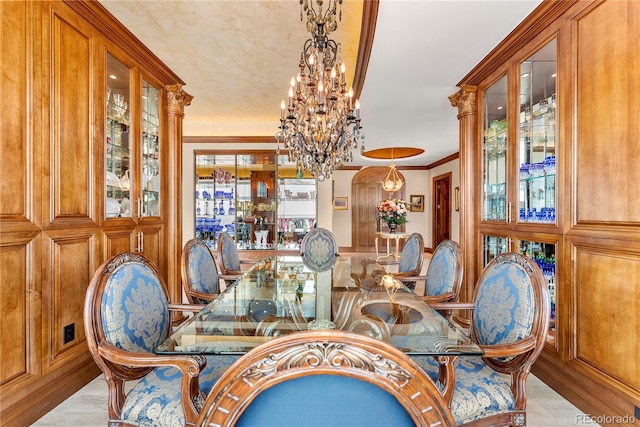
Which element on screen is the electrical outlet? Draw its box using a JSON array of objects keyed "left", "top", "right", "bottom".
[{"left": 63, "top": 323, "right": 75, "bottom": 344}]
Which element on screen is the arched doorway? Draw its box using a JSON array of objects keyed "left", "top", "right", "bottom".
[{"left": 351, "top": 167, "right": 406, "bottom": 252}]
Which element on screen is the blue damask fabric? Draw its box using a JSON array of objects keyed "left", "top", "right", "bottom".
[
  {"left": 301, "top": 228, "right": 337, "bottom": 271},
  {"left": 121, "top": 355, "right": 240, "bottom": 427},
  {"left": 411, "top": 257, "right": 536, "bottom": 424},
  {"left": 101, "top": 262, "right": 170, "bottom": 353},
  {"left": 425, "top": 245, "right": 457, "bottom": 297},
  {"left": 220, "top": 232, "right": 241, "bottom": 271},
  {"left": 188, "top": 244, "right": 219, "bottom": 302},
  {"left": 100, "top": 260, "right": 238, "bottom": 426},
  {"left": 409, "top": 356, "right": 514, "bottom": 425},
  {"left": 474, "top": 262, "right": 535, "bottom": 346},
  {"left": 398, "top": 234, "right": 421, "bottom": 273}
]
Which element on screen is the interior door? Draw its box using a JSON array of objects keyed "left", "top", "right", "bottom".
[
  {"left": 433, "top": 173, "right": 451, "bottom": 247},
  {"left": 352, "top": 167, "right": 406, "bottom": 252}
]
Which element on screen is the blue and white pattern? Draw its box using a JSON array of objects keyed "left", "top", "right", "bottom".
[
  {"left": 425, "top": 244, "right": 457, "bottom": 297},
  {"left": 410, "top": 356, "right": 514, "bottom": 425},
  {"left": 411, "top": 254, "right": 538, "bottom": 425},
  {"left": 300, "top": 228, "right": 338, "bottom": 271},
  {"left": 474, "top": 262, "right": 535, "bottom": 346},
  {"left": 398, "top": 233, "right": 422, "bottom": 273},
  {"left": 187, "top": 244, "right": 219, "bottom": 302},
  {"left": 99, "top": 257, "right": 239, "bottom": 426},
  {"left": 219, "top": 232, "right": 241, "bottom": 272},
  {"left": 121, "top": 355, "right": 239, "bottom": 427},
  {"left": 101, "top": 262, "right": 170, "bottom": 353}
]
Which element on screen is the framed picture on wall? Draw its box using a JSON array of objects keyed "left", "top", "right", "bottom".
[
  {"left": 410, "top": 195, "right": 424, "bottom": 212},
  {"left": 333, "top": 197, "right": 348, "bottom": 210}
]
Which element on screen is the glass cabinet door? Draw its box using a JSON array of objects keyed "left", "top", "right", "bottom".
[
  {"left": 242, "top": 153, "right": 277, "bottom": 249},
  {"left": 194, "top": 152, "right": 316, "bottom": 251},
  {"left": 482, "top": 75, "right": 508, "bottom": 222},
  {"left": 105, "top": 54, "right": 131, "bottom": 219},
  {"left": 519, "top": 239, "right": 557, "bottom": 346},
  {"left": 195, "top": 154, "right": 237, "bottom": 249},
  {"left": 518, "top": 40, "right": 557, "bottom": 224},
  {"left": 277, "top": 155, "right": 317, "bottom": 249},
  {"left": 482, "top": 234, "right": 509, "bottom": 266},
  {"left": 141, "top": 78, "right": 160, "bottom": 217}
]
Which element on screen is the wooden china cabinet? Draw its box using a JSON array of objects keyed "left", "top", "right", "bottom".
[
  {"left": 452, "top": 0, "right": 639, "bottom": 422},
  {"left": 0, "top": 2, "right": 190, "bottom": 425}
]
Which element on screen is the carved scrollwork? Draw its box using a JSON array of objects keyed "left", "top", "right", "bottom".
[{"left": 243, "top": 341, "right": 412, "bottom": 388}]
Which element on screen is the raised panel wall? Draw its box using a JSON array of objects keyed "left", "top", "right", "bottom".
[
  {"left": 46, "top": 234, "right": 94, "bottom": 362},
  {"left": 0, "top": 0, "right": 33, "bottom": 228},
  {"left": 0, "top": 241, "right": 34, "bottom": 385},
  {"left": 573, "top": 242, "right": 640, "bottom": 397},
  {"left": 0, "top": 1, "right": 188, "bottom": 424},
  {"left": 50, "top": 9, "right": 93, "bottom": 223},
  {"left": 574, "top": 0, "right": 640, "bottom": 226},
  {"left": 460, "top": 0, "right": 640, "bottom": 420}
]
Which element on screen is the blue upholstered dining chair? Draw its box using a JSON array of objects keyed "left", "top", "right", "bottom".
[
  {"left": 371, "top": 232, "right": 424, "bottom": 288},
  {"left": 181, "top": 238, "right": 222, "bottom": 304},
  {"left": 299, "top": 227, "right": 339, "bottom": 271},
  {"left": 402, "top": 239, "right": 463, "bottom": 316},
  {"left": 195, "top": 330, "right": 456, "bottom": 427},
  {"left": 411, "top": 252, "right": 550, "bottom": 426},
  {"left": 84, "top": 253, "right": 238, "bottom": 427},
  {"left": 217, "top": 231, "right": 255, "bottom": 277}
]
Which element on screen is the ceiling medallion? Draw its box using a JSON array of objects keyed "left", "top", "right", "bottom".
[{"left": 276, "top": 0, "right": 364, "bottom": 182}]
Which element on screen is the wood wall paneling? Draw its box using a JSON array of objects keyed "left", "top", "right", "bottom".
[
  {"left": 1, "top": 1, "right": 188, "bottom": 424},
  {"left": 575, "top": 0, "right": 640, "bottom": 226},
  {"left": 51, "top": 11, "right": 93, "bottom": 223},
  {"left": 1, "top": 1, "right": 30, "bottom": 225},
  {"left": 43, "top": 232, "right": 95, "bottom": 370},
  {"left": 0, "top": 241, "right": 32, "bottom": 385},
  {"left": 574, "top": 245, "right": 640, "bottom": 398},
  {"left": 140, "top": 223, "right": 163, "bottom": 271},
  {"left": 460, "top": 0, "right": 640, "bottom": 419},
  {"left": 103, "top": 228, "right": 134, "bottom": 259}
]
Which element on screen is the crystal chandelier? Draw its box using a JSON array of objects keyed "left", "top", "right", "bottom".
[{"left": 276, "top": 0, "right": 364, "bottom": 181}]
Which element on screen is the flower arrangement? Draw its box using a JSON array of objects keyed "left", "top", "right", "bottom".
[{"left": 377, "top": 199, "right": 410, "bottom": 225}]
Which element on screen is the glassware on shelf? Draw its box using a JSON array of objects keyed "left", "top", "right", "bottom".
[{"left": 518, "top": 39, "right": 557, "bottom": 225}]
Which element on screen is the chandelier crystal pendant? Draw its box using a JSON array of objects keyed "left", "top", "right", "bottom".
[{"left": 276, "top": 0, "right": 364, "bottom": 181}]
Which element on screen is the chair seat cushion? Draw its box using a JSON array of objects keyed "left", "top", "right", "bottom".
[
  {"left": 121, "top": 355, "right": 239, "bottom": 427},
  {"left": 411, "top": 355, "right": 515, "bottom": 425}
]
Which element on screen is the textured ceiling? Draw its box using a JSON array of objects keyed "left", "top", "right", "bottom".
[{"left": 99, "top": 0, "right": 542, "bottom": 166}]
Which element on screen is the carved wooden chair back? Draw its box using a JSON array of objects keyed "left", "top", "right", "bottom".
[{"left": 195, "top": 330, "right": 455, "bottom": 427}]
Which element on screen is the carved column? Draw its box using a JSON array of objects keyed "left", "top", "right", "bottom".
[
  {"left": 166, "top": 84, "right": 193, "bottom": 303},
  {"left": 448, "top": 85, "right": 477, "bottom": 324}
]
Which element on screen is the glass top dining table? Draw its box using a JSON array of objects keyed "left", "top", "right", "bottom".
[{"left": 156, "top": 255, "right": 482, "bottom": 359}]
